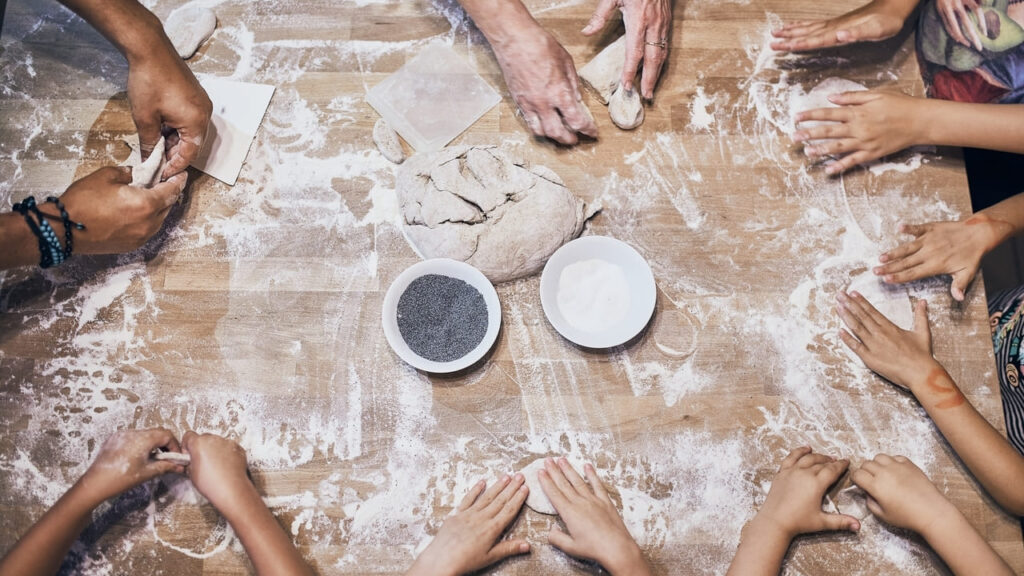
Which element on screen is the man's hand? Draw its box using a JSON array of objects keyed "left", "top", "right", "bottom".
[{"left": 582, "top": 0, "right": 672, "bottom": 100}]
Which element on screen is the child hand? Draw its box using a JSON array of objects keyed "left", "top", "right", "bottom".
[
  {"left": 936, "top": 0, "right": 983, "bottom": 50},
  {"left": 836, "top": 291, "right": 939, "bottom": 390},
  {"left": 770, "top": 0, "right": 909, "bottom": 52},
  {"left": 538, "top": 458, "right": 651, "bottom": 576},
  {"left": 78, "top": 428, "right": 184, "bottom": 504},
  {"left": 851, "top": 454, "right": 955, "bottom": 535},
  {"left": 408, "top": 474, "right": 529, "bottom": 576},
  {"left": 181, "top": 431, "right": 253, "bottom": 513},
  {"left": 875, "top": 217, "right": 1004, "bottom": 301},
  {"left": 752, "top": 447, "right": 860, "bottom": 539},
  {"left": 793, "top": 90, "right": 925, "bottom": 175}
]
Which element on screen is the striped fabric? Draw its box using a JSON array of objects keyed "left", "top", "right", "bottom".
[{"left": 989, "top": 285, "right": 1024, "bottom": 456}]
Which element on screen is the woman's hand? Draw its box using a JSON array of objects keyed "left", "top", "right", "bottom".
[{"left": 582, "top": 0, "right": 672, "bottom": 100}]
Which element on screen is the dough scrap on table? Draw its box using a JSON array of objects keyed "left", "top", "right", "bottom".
[
  {"left": 373, "top": 118, "right": 406, "bottom": 164},
  {"left": 126, "top": 135, "right": 168, "bottom": 188},
  {"left": 608, "top": 83, "right": 644, "bottom": 130},
  {"left": 163, "top": 4, "right": 217, "bottom": 59},
  {"left": 397, "top": 145, "right": 598, "bottom": 283},
  {"left": 579, "top": 35, "right": 627, "bottom": 105},
  {"left": 521, "top": 458, "right": 558, "bottom": 515}
]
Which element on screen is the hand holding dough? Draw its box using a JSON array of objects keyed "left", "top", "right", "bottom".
[{"left": 608, "top": 83, "right": 644, "bottom": 130}]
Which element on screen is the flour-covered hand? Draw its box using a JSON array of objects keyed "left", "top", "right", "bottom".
[
  {"left": 407, "top": 474, "right": 530, "bottom": 576},
  {"left": 582, "top": 0, "right": 671, "bottom": 99}
]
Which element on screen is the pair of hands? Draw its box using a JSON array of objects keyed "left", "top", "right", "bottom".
[
  {"left": 409, "top": 458, "right": 649, "bottom": 576},
  {"left": 76, "top": 428, "right": 251, "bottom": 514},
  {"left": 769, "top": 0, "right": 986, "bottom": 174},
  {"left": 497, "top": 0, "right": 669, "bottom": 145},
  {"left": 756, "top": 447, "right": 954, "bottom": 540}
]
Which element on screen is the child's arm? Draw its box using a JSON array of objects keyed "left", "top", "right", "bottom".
[
  {"left": 837, "top": 292, "right": 1024, "bottom": 515},
  {"left": 407, "top": 473, "right": 529, "bottom": 576},
  {"left": 537, "top": 458, "right": 652, "bottom": 576},
  {"left": 727, "top": 447, "right": 859, "bottom": 576},
  {"left": 852, "top": 454, "right": 1013, "bottom": 576},
  {"left": 0, "top": 429, "right": 185, "bottom": 576},
  {"left": 872, "top": 193, "right": 1024, "bottom": 300},
  {"left": 181, "top": 432, "right": 312, "bottom": 576},
  {"left": 795, "top": 93, "right": 1024, "bottom": 175},
  {"left": 770, "top": 0, "right": 919, "bottom": 52}
]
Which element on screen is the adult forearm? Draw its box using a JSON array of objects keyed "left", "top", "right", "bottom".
[
  {"left": 919, "top": 100, "right": 1024, "bottom": 155},
  {"left": 0, "top": 483, "right": 99, "bottom": 576},
  {"left": 57, "top": 0, "right": 168, "bottom": 63},
  {"left": 0, "top": 212, "right": 43, "bottom": 270},
  {"left": 218, "top": 486, "right": 312, "bottom": 576},
  {"left": 454, "top": 0, "right": 539, "bottom": 50},
  {"left": 922, "top": 505, "right": 1014, "bottom": 576}
]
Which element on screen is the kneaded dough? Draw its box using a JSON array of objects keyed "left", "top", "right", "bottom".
[
  {"left": 834, "top": 485, "right": 871, "bottom": 520},
  {"left": 521, "top": 459, "right": 557, "bottom": 515},
  {"left": 397, "top": 145, "right": 597, "bottom": 283},
  {"left": 128, "top": 135, "right": 168, "bottom": 188},
  {"left": 578, "top": 35, "right": 627, "bottom": 105},
  {"left": 846, "top": 269, "right": 914, "bottom": 331},
  {"left": 608, "top": 83, "right": 644, "bottom": 130},
  {"left": 373, "top": 118, "right": 405, "bottom": 164},
  {"left": 164, "top": 4, "right": 217, "bottom": 59},
  {"left": 790, "top": 77, "right": 867, "bottom": 146}
]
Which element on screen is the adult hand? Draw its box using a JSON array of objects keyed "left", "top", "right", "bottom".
[
  {"left": 538, "top": 458, "right": 652, "bottom": 576},
  {"left": 407, "top": 474, "right": 530, "bottom": 576},
  {"left": 752, "top": 447, "right": 860, "bottom": 539},
  {"left": 50, "top": 166, "right": 187, "bottom": 254},
  {"left": 180, "top": 432, "right": 253, "bottom": 513},
  {"left": 582, "top": 0, "right": 671, "bottom": 99},
  {"left": 836, "top": 291, "right": 938, "bottom": 390},
  {"left": 770, "top": 0, "right": 909, "bottom": 52},
  {"left": 78, "top": 428, "right": 184, "bottom": 504},
  {"left": 874, "top": 216, "right": 1005, "bottom": 300},
  {"left": 126, "top": 43, "right": 212, "bottom": 179},
  {"left": 936, "top": 0, "right": 983, "bottom": 49},
  {"left": 793, "top": 90, "right": 925, "bottom": 175},
  {"left": 851, "top": 454, "right": 955, "bottom": 535},
  {"left": 494, "top": 23, "right": 598, "bottom": 145}
]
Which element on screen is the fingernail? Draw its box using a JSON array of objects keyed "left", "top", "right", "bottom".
[
  {"left": 501, "top": 474, "right": 511, "bottom": 483},
  {"left": 520, "top": 542, "right": 530, "bottom": 552},
  {"left": 513, "top": 472, "right": 524, "bottom": 482},
  {"left": 826, "top": 165, "right": 839, "bottom": 175}
]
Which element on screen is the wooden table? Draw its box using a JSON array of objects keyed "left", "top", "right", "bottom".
[{"left": 1, "top": 0, "right": 1021, "bottom": 574}]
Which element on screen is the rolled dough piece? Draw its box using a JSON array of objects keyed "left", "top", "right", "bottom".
[
  {"left": 397, "top": 145, "right": 597, "bottom": 283},
  {"left": 846, "top": 269, "right": 914, "bottom": 331},
  {"left": 521, "top": 459, "right": 557, "bottom": 515},
  {"left": 153, "top": 451, "right": 191, "bottom": 464},
  {"left": 164, "top": 4, "right": 217, "bottom": 59},
  {"left": 579, "top": 35, "right": 627, "bottom": 105},
  {"left": 130, "top": 135, "right": 168, "bottom": 188},
  {"left": 373, "top": 118, "right": 405, "bottom": 164},
  {"left": 790, "top": 77, "right": 867, "bottom": 146},
  {"left": 608, "top": 83, "right": 644, "bottom": 130}
]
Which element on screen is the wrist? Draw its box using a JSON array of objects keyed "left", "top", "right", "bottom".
[
  {"left": 745, "top": 512, "right": 798, "bottom": 542},
  {"left": 901, "top": 358, "right": 943, "bottom": 393},
  {"left": 0, "top": 211, "right": 40, "bottom": 268},
  {"left": 910, "top": 98, "right": 940, "bottom": 147},
  {"left": 917, "top": 498, "right": 962, "bottom": 541},
  {"left": 601, "top": 542, "right": 651, "bottom": 576},
  {"left": 208, "top": 478, "right": 262, "bottom": 521}
]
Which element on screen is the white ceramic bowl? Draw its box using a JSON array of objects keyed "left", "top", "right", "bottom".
[
  {"left": 382, "top": 258, "right": 502, "bottom": 373},
  {"left": 540, "top": 236, "right": 656, "bottom": 348}
]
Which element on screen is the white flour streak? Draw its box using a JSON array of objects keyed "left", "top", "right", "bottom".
[{"left": 688, "top": 87, "right": 716, "bottom": 131}]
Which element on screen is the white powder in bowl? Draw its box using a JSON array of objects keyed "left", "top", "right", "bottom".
[{"left": 556, "top": 258, "right": 631, "bottom": 334}]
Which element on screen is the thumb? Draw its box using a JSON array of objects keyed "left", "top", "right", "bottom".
[
  {"left": 548, "top": 527, "right": 584, "bottom": 557},
  {"left": 145, "top": 172, "right": 188, "bottom": 210},
  {"left": 582, "top": 0, "right": 618, "bottom": 35},
  {"left": 950, "top": 268, "right": 975, "bottom": 302},
  {"left": 485, "top": 539, "right": 530, "bottom": 564},
  {"left": 181, "top": 430, "right": 198, "bottom": 453},
  {"left": 819, "top": 512, "right": 860, "bottom": 532},
  {"left": 133, "top": 113, "right": 163, "bottom": 159},
  {"left": 912, "top": 299, "right": 932, "bottom": 344}
]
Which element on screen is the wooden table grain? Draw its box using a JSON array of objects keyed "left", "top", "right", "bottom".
[{"left": 1, "top": 0, "right": 1022, "bottom": 574}]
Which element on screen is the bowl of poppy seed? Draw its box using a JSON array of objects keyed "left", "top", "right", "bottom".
[{"left": 382, "top": 258, "right": 501, "bottom": 373}]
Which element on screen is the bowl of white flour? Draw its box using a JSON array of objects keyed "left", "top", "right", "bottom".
[{"left": 540, "top": 236, "right": 656, "bottom": 348}]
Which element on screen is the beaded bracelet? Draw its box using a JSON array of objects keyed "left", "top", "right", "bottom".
[{"left": 11, "top": 196, "right": 85, "bottom": 269}]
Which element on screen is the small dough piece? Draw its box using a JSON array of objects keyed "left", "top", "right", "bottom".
[
  {"left": 579, "top": 36, "right": 627, "bottom": 104},
  {"left": 790, "top": 77, "right": 867, "bottom": 146},
  {"left": 521, "top": 459, "right": 557, "bottom": 515},
  {"left": 153, "top": 451, "right": 191, "bottom": 464},
  {"left": 834, "top": 486, "right": 870, "bottom": 520},
  {"left": 164, "top": 4, "right": 217, "bottom": 59},
  {"left": 373, "top": 118, "right": 406, "bottom": 164},
  {"left": 131, "top": 136, "right": 168, "bottom": 188},
  {"left": 608, "top": 83, "right": 644, "bottom": 130}
]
